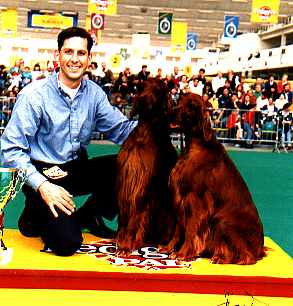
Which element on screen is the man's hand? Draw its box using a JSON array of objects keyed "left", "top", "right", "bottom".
[{"left": 38, "top": 181, "right": 75, "bottom": 218}]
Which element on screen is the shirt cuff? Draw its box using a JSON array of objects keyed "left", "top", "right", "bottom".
[{"left": 26, "top": 171, "right": 48, "bottom": 191}]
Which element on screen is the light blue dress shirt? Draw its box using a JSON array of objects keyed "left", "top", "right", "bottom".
[{"left": 0, "top": 73, "right": 137, "bottom": 191}]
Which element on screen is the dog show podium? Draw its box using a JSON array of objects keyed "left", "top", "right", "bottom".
[{"left": 0, "top": 229, "right": 292, "bottom": 305}]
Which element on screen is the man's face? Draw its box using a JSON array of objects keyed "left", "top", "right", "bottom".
[{"left": 57, "top": 36, "right": 91, "bottom": 86}]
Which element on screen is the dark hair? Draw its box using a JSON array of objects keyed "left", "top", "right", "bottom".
[{"left": 57, "top": 27, "right": 93, "bottom": 53}]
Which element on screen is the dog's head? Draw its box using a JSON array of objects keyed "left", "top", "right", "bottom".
[
  {"left": 130, "top": 78, "right": 172, "bottom": 121},
  {"left": 176, "top": 93, "right": 213, "bottom": 142}
]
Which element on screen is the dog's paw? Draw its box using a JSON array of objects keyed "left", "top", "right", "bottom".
[{"left": 115, "top": 248, "right": 131, "bottom": 257}]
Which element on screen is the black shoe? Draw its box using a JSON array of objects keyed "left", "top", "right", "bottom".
[{"left": 18, "top": 207, "right": 41, "bottom": 237}]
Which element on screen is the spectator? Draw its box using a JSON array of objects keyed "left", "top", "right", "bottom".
[{"left": 212, "top": 70, "right": 226, "bottom": 93}]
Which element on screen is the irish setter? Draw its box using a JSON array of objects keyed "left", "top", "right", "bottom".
[
  {"left": 166, "top": 93, "right": 265, "bottom": 264},
  {"left": 116, "top": 78, "right": 178, "bottom": 256}
]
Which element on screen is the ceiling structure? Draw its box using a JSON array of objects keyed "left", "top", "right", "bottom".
[{"left": 0, "top": 0, "right": 293, "bottom": 49}]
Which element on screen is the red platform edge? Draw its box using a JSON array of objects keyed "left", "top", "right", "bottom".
[{"left": 0, "top": 269, "right": 292, "bottom": 297}]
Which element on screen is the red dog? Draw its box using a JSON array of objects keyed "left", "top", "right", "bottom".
[
  {"left": 166, "top": 93, "right": 265, "bottom": 264},
  {"left": 116, "top": 78, "right": 177, "bottom": 256}
]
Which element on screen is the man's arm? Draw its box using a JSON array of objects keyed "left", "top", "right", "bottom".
[
  {"left": 94, "top": 90, "right": 137, "bottom": 145},
  {"left": 0, "top": 93, "right": 75, "bottom": 217},
  {"left": 0, "top": 93, "right": 47, "bottom": 191}
]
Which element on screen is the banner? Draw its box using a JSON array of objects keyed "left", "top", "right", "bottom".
[
  {"left": 186, "top": 32, "right": 198, "bottom": 50},
  {"left": 88, "top": 0, "right": 117, "bottom": 16},
  {"left": 27, "top": 10, "right": 78, "bottom": 29},
  {"left": 91, "top": 13, "right": 104, "bottom": 30},
  {"left": 171, "top": 22, "right": 187, "bottom": 53},
  {"left": 224, "top": 15, "right": 239, "bottom": 38},
  {"left": 0, "top": 9, "right": 17, "bottom": 38},
  {"left": 158, "top": 12, "right": 172, "bottom": 35},
  {"left": 251, "top": 0, "right": 280, "bottom": 24},
  {"left": 132, "top": 33, "right": 150, "bottom": 59}
]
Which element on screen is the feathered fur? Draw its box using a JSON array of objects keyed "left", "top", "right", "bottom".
[
  {"left": 116, "top": 78, "right": 177, "bottom": 256},
  {"left": 166, "top": 93, "right": 265, "bottom": 264}
]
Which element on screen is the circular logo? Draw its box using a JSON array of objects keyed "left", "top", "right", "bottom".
[
  {"left": 225, "top": 22, "right": 237, "bottom": 38},
  {"left": 257, "top": 6, "right": 273, "bottom": 20},
  {"left": 159, "top": 17, "right": 171, "bottom": 34},
  {"left": 92, "top": 14, "right": 104, "bottom": 30},
  {"left": 187, "top": 38, "right": 196, "bottom": 50}
]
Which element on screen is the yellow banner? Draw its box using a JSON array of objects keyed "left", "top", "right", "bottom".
[
  {"left": 86, "top": 15, "right": 91, "bottom": 31},
  {"left": 171, "top": 22, "right": 187, "bottom": 53},
  {"left": 88, "top": 0, "right": 117, "bottom": 15},
  {"left": 251, "top": 0, "right": 280, "bottom": 24},
  {"left": 0, "top": 9, "right": 17, "bottom": 38},
  {"left": 31, "top": 14, "right": 74, "bottom": 29}
]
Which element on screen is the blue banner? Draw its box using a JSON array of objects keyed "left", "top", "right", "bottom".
[
  {"left": 224, "top": 15, "right": 239, "bottom": 38},
  {"left": 186, "top": 32, "right": 198, "bottom": 50}
]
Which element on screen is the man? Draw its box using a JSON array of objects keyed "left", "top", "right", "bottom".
[{"left": 0, "top": 27, "right": 137, "bottom": 256}]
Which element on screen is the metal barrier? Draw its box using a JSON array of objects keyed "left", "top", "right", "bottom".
[
  {"left": 209, "top": 107, "right": 291, "bottom": 152},
  {"left": 170, "top": 107, "right": 292, "bottom": 153},
  {"left": 0, "top": 97, "right": 16, "bottom": 135},
  {"left": 1, "top": 99, "right": 292, "bottom": 153}
]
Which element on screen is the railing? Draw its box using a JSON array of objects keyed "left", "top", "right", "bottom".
[
  {"left": 0, "top": 97, "right": 16, "bottom": 135},
  {"left": 171, "top": 107, "right": 292, "bottom": 153},
  {"left": 0, "top": 97, "right": 291, "bottom": 153}
]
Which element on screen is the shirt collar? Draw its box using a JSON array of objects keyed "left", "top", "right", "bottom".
[{"left": 51, "top": 71, "right": 87, "bottom": 94}]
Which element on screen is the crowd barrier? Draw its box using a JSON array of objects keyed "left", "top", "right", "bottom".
[
  {"left": 171, "top": 107, "right": 292, "bottom": 153},
  {"left": 0, "top": 96, "right": 291, "bottom": 153},
  {"left": 0, "top": 97, "right": 16, "bottom": 135}
]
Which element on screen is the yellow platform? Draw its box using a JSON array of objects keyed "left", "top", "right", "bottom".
[{"left": 0, "top": 229, "right": 292, "bottom": 300}]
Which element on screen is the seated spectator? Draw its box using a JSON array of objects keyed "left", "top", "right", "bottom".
[
  {"left": 189, "top": 78, "right": 203, "bottom": 95},
  {"left": 216, "top": 79, "right": 232, "bottom": 98},
  {"left": 261, "top": 96, "right": 279, "bottom": 132},
  {"left": 31, "top": 63, "right": 44, "bottom": 81},
  {"left": 275, "top": 93, "right": 287, "bottom": 110},
  {"left": 179, "top": 75, "right": 189, "bottom": 94},
  {"left": 202, "top": 81, "right": 214, "bottom": 99},
  {"left": 21, "top": 66, "right": 33, "bottom": 88},
  {"left": 277, "top": 73, "right": 291, "bottom": 95}
]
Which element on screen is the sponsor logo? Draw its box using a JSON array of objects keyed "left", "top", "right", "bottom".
[
  {"left": 77, "top": 240, "right": 192, "bottom": 270},
  {"left": 257, "top": 6, "right": 273, "bottom": 20}
]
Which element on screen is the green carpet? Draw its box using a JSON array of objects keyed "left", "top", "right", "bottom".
[{"left": 3, "top": 144, "right": 293, "bottom": 257}]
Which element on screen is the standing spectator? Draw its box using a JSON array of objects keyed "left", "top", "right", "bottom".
[
  {"left": 282, "top": 83, "right": 293, "bottom": 103},
  {"left": 278, "top": 102, "right": 293, "bottom": 149},
  {"left": 226, "top": 69, "right": 239, "bottom": 91},
  {"left": 264, "top": 75, "right": 278, "bottom": 100},
  {"left": 155, "top": 68, "right": 163, "bottom": 80},
  {"left": 197, "top": 68, "right": 207, "bottom": 87},
  {"left": 100, "top": 62, "right": 114, "bottom": 100},
  {"left": 212, "top": 70, "right": 226, "bottom": 93},
  {"left": 137, "top": 64, "right": 150, "bottom": 91},
  {"left": 171, "top": 66, "right": 180, "bottom": 86}
]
